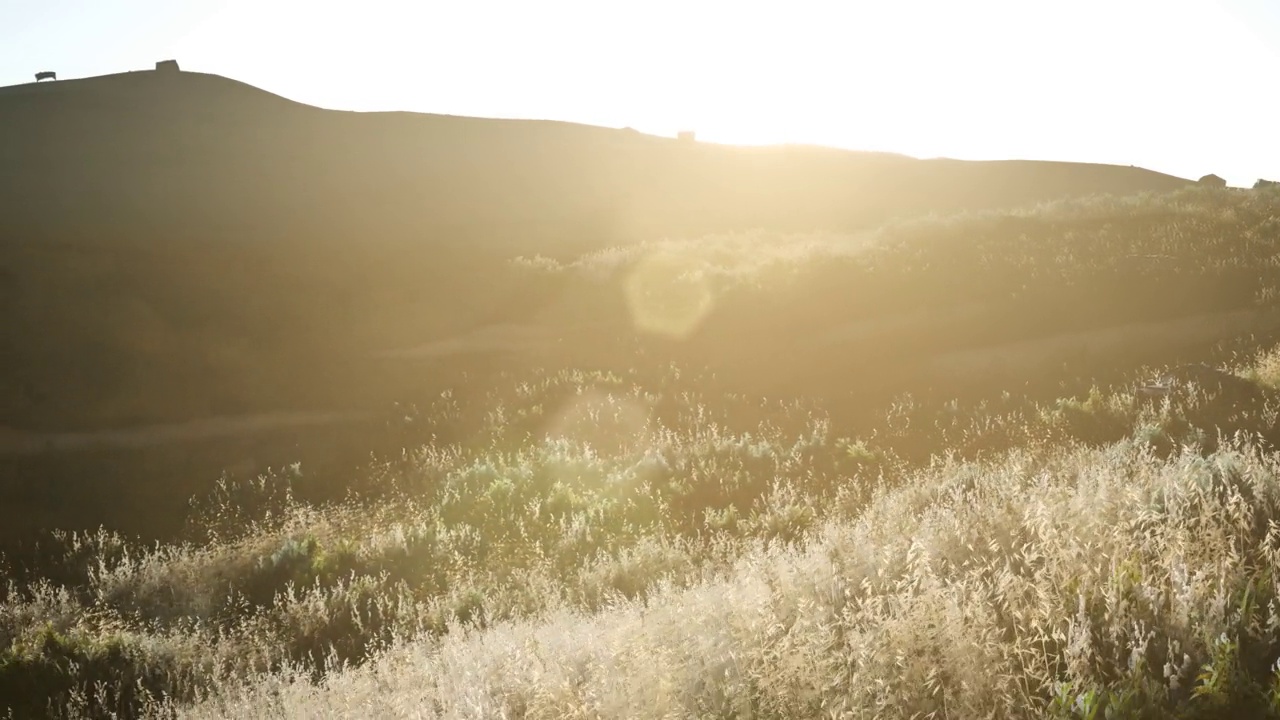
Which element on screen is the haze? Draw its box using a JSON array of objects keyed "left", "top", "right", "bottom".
[{"left": 2, "top": 0, "right": 1278, "bottom": 186}]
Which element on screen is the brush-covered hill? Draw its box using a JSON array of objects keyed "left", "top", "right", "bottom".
[
  {"left": 6, "top": 185, "right": 1279, "bottom": 545},
  {"left": 0, "top": 68, "right": 1199, "bottom": 436}
]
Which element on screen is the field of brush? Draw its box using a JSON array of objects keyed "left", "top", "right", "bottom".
[{"left": 5, "top": 185, "right": 1280, "bottom": 718}]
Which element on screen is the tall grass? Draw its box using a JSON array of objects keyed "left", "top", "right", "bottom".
[
  {"left": 3, "top": 346, "right": 1280, "bottom": 717},
  {"left": 5, "top": 185, "right": 1280, "bottom": 717},
  {"left": 176, "top": 438, "right": 1280, "bottom": 719}
]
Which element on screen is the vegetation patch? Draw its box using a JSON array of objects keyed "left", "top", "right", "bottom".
[{"left": 6, "top": 186, "right": 1280, "bottom": 717}]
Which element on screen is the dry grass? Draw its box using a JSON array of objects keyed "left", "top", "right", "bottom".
[
  {"left": 6, "top": 186, "right": 1280, "bottom": 718},
  {"left": 174, "top": 438, "right": 1280, "bottom": 719},
  {"left": 3, "top": 351, "right": 1280, "bottom": 718}
]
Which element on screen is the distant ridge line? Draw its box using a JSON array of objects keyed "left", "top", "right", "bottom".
[{"left": 0, "top": 68, "right": 1197, "bottom": 176}]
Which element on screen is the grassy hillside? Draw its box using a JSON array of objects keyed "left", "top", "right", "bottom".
[
  {"left": 7, "top": 68, "right": 1280, "bottom": 717},
  {"left": 507, "top": 186, "right": 1280, "bottom": 397},
  {"left": 0, "top": 69, "right": 1195, "bottom": 435},
  {"left": 5, "top": 185, "right": 1280, "bottom": 543},
  {"left": 7, "top": 344, "right": 1280, "bottom": 717},
  {"left": 3, "top": 185, "right": 1280, "bottom": 717}
]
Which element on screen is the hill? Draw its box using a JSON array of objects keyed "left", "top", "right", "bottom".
[
  {"left": 0, "top": 68, "right": 1197, "bottom": 437},
  {"left": 0, "top": 69, "right": 1192, "bottom": 250},
  {"left": 3, "top": 68, "right": 1280, "bottom": 714},
  {"left": 5, "top": 184, "right": 1279, "bottom": 543},
  {"left": 8, "top": 283, "right": 1280, "bottom": 718}
]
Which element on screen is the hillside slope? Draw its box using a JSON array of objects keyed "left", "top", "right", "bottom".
[
  {"left": 0, "top": 69, "right": 1199, "bottom": 435},
  {"left": 0, "top": 69, "right": 1192, "bottom": 251}
]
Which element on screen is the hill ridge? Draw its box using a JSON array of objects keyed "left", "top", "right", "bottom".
[{"left": 0, "top": 65, "right": 1200, "bottom": 436}]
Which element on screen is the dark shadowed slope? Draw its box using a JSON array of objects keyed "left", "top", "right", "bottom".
[
  {"left": 0, "top": 69, "right": 1196, "bottom": 435},
  {"left": 0, "top": 69, "right": 1192, "bottom": 253}
]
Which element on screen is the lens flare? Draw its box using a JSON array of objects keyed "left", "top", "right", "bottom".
[{"left": 623, "top": 250, "right": 714, "bottom": 339}]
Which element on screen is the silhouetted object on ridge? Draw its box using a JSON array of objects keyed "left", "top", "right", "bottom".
[
  {"left": 1255, "top": 178, "right": 1279, "bottom": 190},
  {"left": 34, "top": 71, "right": 56, "bottom": 82},
  {"left": 1197, "top": 173, "right": 1227, "bottom": 187},
  {"left": 677, "top": 130, "right": 696, "bottom": 142},
  {"left": 155, "top": 59, "right": 180, "bottom": 73}
]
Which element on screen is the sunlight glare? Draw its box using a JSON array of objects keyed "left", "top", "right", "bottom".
[
  {"left": 624, "top": 251, "right": 715, "bottom": 340},
  {"left": 145, "top": 0, "right": 1280, "bottom": 184}
]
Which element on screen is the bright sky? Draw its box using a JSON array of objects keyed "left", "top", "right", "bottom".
[{"left": 3, "top": 0, "right": 1278, "bottom": 186}]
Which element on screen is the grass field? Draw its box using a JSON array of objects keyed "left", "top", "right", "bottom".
[{"left": 4, "top": 185, "right": 1280, "bottom": 717}]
